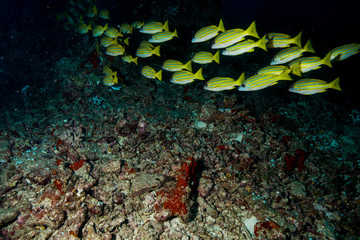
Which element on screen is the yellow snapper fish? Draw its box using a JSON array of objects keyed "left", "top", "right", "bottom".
[
  {"left": 104, "top": 27, "right": 123, "bottom": 38},
  {"left": 222, "top": 36, "right": 267, "bottom": 56},
  {"left": 140, "top": 20, "right": 169, "bottom": 34},
  {"left": 170, "top": 68, "right": 204, "bottom": 84},
  {"left": 92, "top": 23, "right": 108, "bottom": 37},
  {"left": 141, "top": 66, "right": 162, "bottom": 81},
  {"left": 139, "top": 40, "right": 154, "bottom": 48},
  {"left": 266, "top": 32, "right": 302, "bottom": 48},
  {"left": 204, "top": 73, "right": 245, "bottom": 91},
  {"left": 148, "top": 29, "right": 178, "bottom": 43},
  {"left": 192, "top": 51, "right": 220, "bottom": 64},
  {"left": 86, "top": 5, "right": 97, "bottom": 18},
  {"left": 192, "top": 19, "right": 225, "bottom": 43},
  {"left": 270, "top": 40, "right": 315, "bottom": 65},
  {"left": 329, "top": 43, "right": 360, "bottom": 62},
  {"left": 105, "top": 44, "right": 125, "bottom": 56},
  {"left": 211, "top": 21, "right": 259, "bottom": 49},
  {"left": 136, "top": 45, "right": 161, "bottom": 58},
  {"left": 257, "top": 64, "right": 302, "bottom": 77},
  {"left": 289, "top": 77, "right": 341, "bottom": 95},
  {"left": 131, "top": 21, "right": 144, "bottom": 29},
  {"left": 99, "top": 9, "right": 110, "bottom": 20},
  {"left": 288, "top": 52, "right": 332, "bottom": 73},
  {"left": 76, "top": 23, "right": 92, "bottom": 34},
  {"left": 238, "top": 71, "right": 292, "bottom": 91},
  {"left": 100, "top": 36, "right": 118, "bottom": 47},
  {"left": 121, "top": 55, "right": 138, "bottom": 65},
  {"left": 119, "top": 23, "right": 132, "bottom": 34},
  {"left": 103, "top": 65, "right": 117, "bottom": 76},
  {"left": 162, "top": 59, "right": 192, "bottom": 72},
  {"left": 103, "top": 74, "right": 118, "bottom": 86}
]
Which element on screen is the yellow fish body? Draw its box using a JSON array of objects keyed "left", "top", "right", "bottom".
[
  {"left": 103, "top": 75, "right": 118, "bottom": 86},
  {"left": 139, "top": 40, "right": 154, "bottom": 48},
  {"left": 92, "top": 23, "right": 108, "bottom": 37},
  {"left": 121, "top": 55, "right": 138, "bottom": 65},
  {"left": 329, "top": 43, "right": 360, "bottom": 62},
  {"left": 99, "top": 9, "right": 110, "bottom": 20},
  {"left": 100, "top": 36, "right": 118, "bottom": 47},
  {"left": 266, "top": 32, "right": 302, "bottom": 48},
  {"left": 192, "top": 19, "right": 225, "bottom": 43},
  {"left": 131, "top": 21, "right": 144, "bottom": 29},
  {"left": 222, "top": 36, "right": 267, "bottom": 56},
  {"left": 140, "top": 20, "right": 169, "bottom": 34},
  {"left": 136, "top": 45, "right": 161, "bottom": 58},
  {"left": 257, "top": 65, "right": 301, "bottom": 77},
  {"left": 105, "top": 44, "right": 125, "bottom": 56},
  {"left": 86, "top": 5, "right": 97, "bottom": 18},
  {"left": 104, "top": 27, "right": 123, "bottom": 38},
  {"left": 289, "top": 77, "right": 341, "bottom": 95},
  {"left": 270, "top": 40, "right": 315, "bottom": 65},
  {"left": 120, "top": 23, "right": 132, "bottom": 34},
  {"left": 288, "top": 52, "right": 332, "bottom": 73},
  {"left": 76, "top": 23, "right": 92, "bottom": 34},
  {"left": 204, "top": 73, "right": 245, "bottom": 91},
  {"left": 162, "top": 59, "right": 192, "bottom": 72},
  {"left": 238, "top": 71, "right": 292, "bottom": 91},
  {"left": 211, "top": 21, "right": 259, "bottom": 49},
  {"left": 193, "top": 51, "right": 220, "bottom": 64},
  {"left": 148, "top": 29, "right": 178, "bottom": 43},
  {"left": 141, "top": 66, "right": 162, "bottom": 81},
  {"left": 170, "top": 68, "right": 204, "bottom": 84},
  {"left": 103, "top": 65, "right": 117, "bottom": 76}
]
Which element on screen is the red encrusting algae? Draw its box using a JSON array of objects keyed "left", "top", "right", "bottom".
[
  {"left": 156, "top": 157, "right": 197, "bottom": 217},
  {"left": 69, "top": 159, "right": 85, "bottom": 170}
]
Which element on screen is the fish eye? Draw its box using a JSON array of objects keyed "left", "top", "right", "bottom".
[{"left": 241, "top": 84, "right": 245, "bottom": 87}]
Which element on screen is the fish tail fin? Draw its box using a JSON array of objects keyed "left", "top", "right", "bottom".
[
  {"left": 195, "top": 68, "right": 205, "bottom": 80},
  {"left": 113, "top": 37, "right": 118, "bottom": 45},
  {"left": 257, "top": 36, "right": 267, "bottom": 51},
  {"left": 247, "top": 21, "right": 259, "bottom": 39},
  {"left": 113, "top": 71, "right": 117, "bottom": 77},
  {"left": 153, "top": 45, "right": 161, "bottom": 57},
  {"left": 328, "top": 77, "right": 341, "bottom": 91},
  {"left": 163, "top": 20, "right": 169, "bottom": 31},
  {"left": 114, "top": 76, "right": 118, "bottom": 84},
  {"left": 173, "top": 28, "right": 179, "bottom": 39},
  {"left": 213, "top": 50, "right": 220, "bottom": 64},
  {"left": 124, "top": 37, "right": 130, "bottom": 46},
  {"left": 93, "top": 5, "right": 98, "bottom": 16},
  {"left": 293, "top": 31, "right": 302, "bottom": 48},
  {"left": 156, "top": 70, "right": 162, "bottom": 81},
  {"left": 322, "top": 51, "right": 333, "bottom": 68},
  {"left": 291, "top": 62, "right": 302, "bottom": 77},
  {"left": 184, "top": 60, "right": 192, "bottom": 72},
  {"left": 133, "top": 57, "right": 138, "bottom": 65},
  {"left": 304, "top": 40, "right": 315, "bottom": 53},
  {"left": 104, "top": 23, "right": 108, "bottom": 31},
  {"left": 235, "top": 73, "right": 246, "bottom": 86},
  {"left": 88, "top": 24, "right": 92, "bottom": 31},
  {"left": 218, "top": 19, "right": 225, "bottom": 32},
  {"left": 279, "top": 70, "right": 292, "bottom": 81}
]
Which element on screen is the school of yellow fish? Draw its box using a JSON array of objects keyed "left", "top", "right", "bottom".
[{"left": 57, "top": 1, "right": 360, "bottom": 95}]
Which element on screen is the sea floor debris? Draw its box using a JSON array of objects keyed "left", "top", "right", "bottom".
[{"left": 0, "top": 66, "right": 359, "bottom": 239}]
